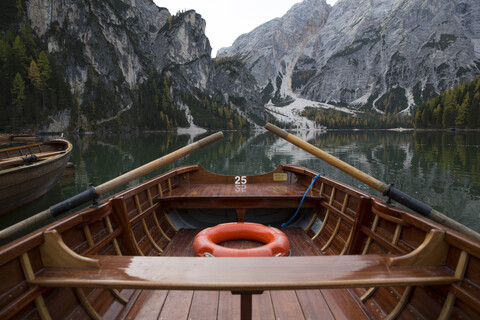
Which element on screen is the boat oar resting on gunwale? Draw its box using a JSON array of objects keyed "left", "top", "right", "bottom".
[{"left": 0, "top": 126, "right": 479, "bottom": 320}]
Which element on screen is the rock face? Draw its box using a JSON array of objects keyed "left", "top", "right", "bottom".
[
  {"left": 21, "top": 0, "right": 480, "bottom": 131},
  {"left": 25, "top": 0, "right": 263, "bottom": 131},
  {"left": 219, "top": 0, "right": 480, "bottom": 116}
]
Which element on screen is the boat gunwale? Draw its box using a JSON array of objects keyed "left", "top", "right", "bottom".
[
  {"left": 1, "top": 163, "right": 480, "bottom": 263},
  {"left": 283, "top": 164, "right": 480, "bottom": 256},
  {"left": 0, "top": 139, "right": 73, "bottom": 176}
]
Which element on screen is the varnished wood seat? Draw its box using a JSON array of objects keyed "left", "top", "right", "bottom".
[
  {"left": 27, "top": 228, "right": 458, "bottom": 320},
  {"left": 30, "top": 254, "right": 457, "bottom": 290},
  {"left": 157, "top": 183, "right": 323, "bottom": 209},
  {"left": 30, "top": 229, "right": 456, "bottom": 299}
]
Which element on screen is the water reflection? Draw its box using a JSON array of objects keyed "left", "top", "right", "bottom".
[{"left": 1, "top": 130, "right": 479, "bottom": 235}]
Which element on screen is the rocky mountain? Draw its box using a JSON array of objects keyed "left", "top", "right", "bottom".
[
  {"left": 2, "top": 0, "right": 263, "bottom": 132},
  {"left": 4, "top": 0, "right": 479, "bottom": 132},
  {"left": 219, "top": 0, "right": 480, "bottom": 126}
]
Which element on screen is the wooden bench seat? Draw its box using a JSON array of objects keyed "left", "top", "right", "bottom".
[
  {"left": 30, "top": 254, "right": 457, "bottom": 291},
  {"left": 157, "top": 183, "right": 322, "bottom": 208},
  {"left": 30, "top": 229, "right": 456, "bottom": 319}
]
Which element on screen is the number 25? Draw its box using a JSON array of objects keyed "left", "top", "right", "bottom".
[{"left": 235, "top": 176, "right": 247, "bottom": 185}]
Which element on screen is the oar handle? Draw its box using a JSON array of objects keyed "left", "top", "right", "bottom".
[
  {"left": 0, "top": 132, "right": 224, "bottom": 240},
  {"left": 385, "top": 185, "right": 480, "bottom": 241}
]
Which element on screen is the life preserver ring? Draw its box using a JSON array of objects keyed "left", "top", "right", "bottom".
[{"left": 193, "top": 222, "right": 290, "bottom": 257}]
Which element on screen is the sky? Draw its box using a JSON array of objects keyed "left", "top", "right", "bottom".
[{"left": 153, "top": 0, "right": 338, "bottom": 56}]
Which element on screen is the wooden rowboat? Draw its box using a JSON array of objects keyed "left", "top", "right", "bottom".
[
  {"left": 0, "top": 133, "right": 36, "bottom": 145},
  {"left": 0, "top": 163, "right": 479, "bottom": 319},
  {"left": 0, "top": 139, "right": 73, "bottom": 216}
]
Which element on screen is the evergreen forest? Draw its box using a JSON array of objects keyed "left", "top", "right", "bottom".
[
  {"left": 1, "top": 0, "right": 480, "bottom": 132},
  {"left": 414, "top": 75, "right": 480, "bottom": 129},
  {"left": 0, "top": 1, "right": 250, "bottom": 133},
  {"left": 0, "top": 0, "right": 75, "bottom": 132}
]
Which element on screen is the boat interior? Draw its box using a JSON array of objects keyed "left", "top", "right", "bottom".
[
  {"left": 0, "top": 140, "right": 70, "bottom": 169},
  {"left": 1, "top": 164, "right": 479, "bottom": 319}
]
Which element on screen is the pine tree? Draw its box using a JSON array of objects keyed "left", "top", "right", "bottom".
[
  {"left": 11, "top": 72, "right": 25, "bottom": 127},
  {"left": 472, "top": 92, "right": 480, "bottom": 128},
  {"left": 15, "top": 0, "right": 23, "bottom": 16},
  {"left": 433, "top": 104, "right": 443, "bottom": 127},
  {"left": 28, "top": 59, "right": 41, "bottom": 90},
  {"left": 11, "top": 72, "right": 25, "bottom": 106},
  {"left": 0, "top": 38, "right": 9, "bottom": 64},
  {"left": 12, "top": 35, "right": 27, "bottom": 71},
  {"left": 37, "top": 51, "right": 51, "bottom": 88},
  {"left": 455, "top": 92, "right": 470, "bottom": 128},
  {"left": 442, "top": 91, "right": 456, "bottom": 128}
]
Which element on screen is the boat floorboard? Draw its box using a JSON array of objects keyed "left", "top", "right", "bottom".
[{"left": 119, "top": 228, "right": 369, "bottom": 320}]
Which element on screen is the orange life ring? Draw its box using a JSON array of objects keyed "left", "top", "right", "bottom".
[{"left": 193, "top": 222, "right": 290, "bottom": 257}]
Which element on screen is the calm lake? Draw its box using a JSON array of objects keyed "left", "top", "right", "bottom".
[{"left": 1, "top": 129, "right": 480, "bottom": 240}]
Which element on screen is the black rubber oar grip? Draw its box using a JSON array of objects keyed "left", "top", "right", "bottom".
[
  {"left": 49, "top": 186, "right": 99, "bottom": 217},
  {"left": 383, "top": 184, "right": 432, "bottom": 217}
]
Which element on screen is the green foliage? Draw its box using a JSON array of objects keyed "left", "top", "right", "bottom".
[
  {"left": 0, "top": 0, "right": 23, "bottom": 31},
  {"left": 333, "top": 38, "right": 371, "bottom": 58},
  {"left": 301, "top": 107, "right": 412, "bottom": 129},
  {"left": 414, "top": 75, "right": 480, "bottom": 129},
  {"left": 376, "top": 87, "right": 409, "bottom": 114},
  {"left": 11, "top": 72, "right": 25, "bottom": 105},
  {"left": 133, "top": 71, "right": 188, "bottom": 131},
  {"left": 180, "top": 92, "right": 249, "bottom": 130},
  {"left": 291, "top": 69, "right": 316, "bottom": 90},
  {"left": 213, "top": 56, "right": 244, "bottom": 74},
  {"left": 0, "top": 16, "right": 75, "bottom": 132},
  {"left": 37, "top": 51, "right": 52, "bottom": 87},
  {"left": 423, "top": 34, "right": 458, "bottom": 51}
]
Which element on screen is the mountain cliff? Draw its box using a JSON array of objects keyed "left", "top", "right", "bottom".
[
  {"left": 1, "top": 0, "right": 263, "bottom": 132},
  {"left": 219, "top": 0, "right": 480, "bottom": 126},
  {"left": 3, "top": 0, "right": 480, "bottom": 132}
]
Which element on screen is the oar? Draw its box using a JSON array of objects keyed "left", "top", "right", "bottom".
[
  {"left": 0, "top": 150, "right": 66, "bottom": 168},
  {"left": 265, "top": 123, "right": 480, "bottom": 241},
  {"left": 0, "top": 131, "right": 224, "bottom": 240}
]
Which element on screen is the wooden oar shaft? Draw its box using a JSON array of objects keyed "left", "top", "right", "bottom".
[
  {"left": 95, "top": 131, "right": 224, "bottom": 195},
  {"left": 0, "top": 132, "right": 224, "bottom": 240},
  {"left": 0, "top": 150, "right": 65, "bottom": 168},
  {"left": 265, "top": 123, "right": 480, "bottom": 242},
  {"left": 265, "top": 123, "right": 387, "bottom": 192}
]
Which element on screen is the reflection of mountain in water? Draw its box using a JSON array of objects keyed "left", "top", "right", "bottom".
[{"left": 6, "top": 131, "right": 476, "bottom": 233}]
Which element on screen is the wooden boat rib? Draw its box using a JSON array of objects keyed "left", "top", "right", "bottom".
[
  {"left": 0, "top": 139, "right": 73, "bottom": 216},
  {"left": 0, "top": 164, "right": 479, "bottom": 319}
]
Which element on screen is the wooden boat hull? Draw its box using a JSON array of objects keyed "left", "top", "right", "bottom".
[
  {"left": 0, "top": 140, "right": 73, "bottom": 215},
  {"left": 0, "top": 164, "right": 479, "bottom": 320}
]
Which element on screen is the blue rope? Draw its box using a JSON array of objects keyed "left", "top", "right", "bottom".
[{"left": 281, "top": 172, "right": 325, "bottom": 228}]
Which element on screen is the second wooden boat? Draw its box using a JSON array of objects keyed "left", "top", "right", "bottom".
[{"left": 0, "top": 139, "right": 73, "bottom": 216}]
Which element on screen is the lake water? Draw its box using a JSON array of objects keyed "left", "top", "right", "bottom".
[{"left": 1, "top": 129, "right": 479, "bottom": 240}]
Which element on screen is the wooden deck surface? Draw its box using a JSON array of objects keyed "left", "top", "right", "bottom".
[{"left": 123, "top": 228, "right": 370, "bottom": 319}]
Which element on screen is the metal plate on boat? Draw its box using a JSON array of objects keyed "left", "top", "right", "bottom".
[{"left": 273, "top": 173, "right": 288, "bottom": 181}]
